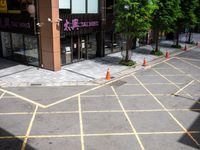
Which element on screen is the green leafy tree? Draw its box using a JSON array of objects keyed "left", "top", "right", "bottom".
[
  {"left": 175, "top": 0, "right": 199, "bottom": 46},
  {"left": 151, "top": 0, "right": 180, "bottom": 52},
  {"left": 114, "top": 0, "right": 156, "bottom": 62}
]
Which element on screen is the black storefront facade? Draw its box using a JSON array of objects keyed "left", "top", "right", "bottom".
[
  {"left": 0, "top": 0, "right": 120, "bottom": 71},
  {"left": 0, "top": 0, "right": 40, "bottom": 67}
]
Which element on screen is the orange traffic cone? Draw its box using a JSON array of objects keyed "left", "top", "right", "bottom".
[
  {"left": 183, "top": 44, "right": 187, "bottom": 51},
  {"left": 105, "top": 68, "right": 111, "bottom": 80},
  {"left": 165, "top": 51, "right": 170, "bottom": 59},
  {"left": 143, "top": 58, "right": 148, "bottom": 66}
]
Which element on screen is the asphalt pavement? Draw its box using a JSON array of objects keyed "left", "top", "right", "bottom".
[{"left": 0, "top": 46, "right": 200, "bottom": 149}]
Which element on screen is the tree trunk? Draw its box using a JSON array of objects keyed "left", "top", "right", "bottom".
[
  {"left": 155, "top": 29, "right": 159, "bottom": 52},
  {"left": 175, "top": 28, "right": 180, "bottom": 46},
  {"left": 132, "top": 37, "right": 137, "bottom": 49},
  {"left": 125, "top": 38, "right": 133, "bottom": 61},
  {"left": 188, "top": 29, "right": 192, "bottom": 43}
]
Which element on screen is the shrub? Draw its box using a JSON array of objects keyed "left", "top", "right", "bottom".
[
  {"left": 150, "top": 50, "right": 164, "bottom": 56},
  {"left": 120, "top": 60, "right": 136, "bottom": 66},
  {"left": 171, "top": 44, "right": 182, "bottom": 48}
]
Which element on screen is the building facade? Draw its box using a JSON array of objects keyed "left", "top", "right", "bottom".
[{"left": 0, "top": 0, "right": 121, "bottom": 71}]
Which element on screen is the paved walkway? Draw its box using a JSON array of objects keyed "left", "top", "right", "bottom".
[
  {"left": 0, "top": 46, "right": 199, "bottom": 149},
  {"left": 0, "top": 33, "right": 199, "bottom": 87}
]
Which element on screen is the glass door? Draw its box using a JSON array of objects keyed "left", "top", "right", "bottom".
[
  {"left": 72, "top": 36, "right": 79, "bottom": 62},
  {"left": 80, "top": 36, "right": 87, "bottom": 60}
]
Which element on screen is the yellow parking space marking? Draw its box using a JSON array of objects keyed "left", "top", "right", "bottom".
[
  {"left": 175, "top": 57, "right": 200, "bottom": 70},
  {"left": 0, "top": 112, "right": 33, "bottom": 115},
  {"left": 165, "top": 61, "right": 200, "bottom": 84},
  {"left": 0, "top": 131, "right": 200, "bottom": 140},
  {"left": 21, "top": 105, "right": 38, "bottom": 150},
  {"left": 0, "top": 92, "right": 5, "bottom": 100},
  {"left": 176, "top": 57, "right": 200, "bottom": 62},
  {"left": 78, "top": 95, "right": 85, "bottom": 150},
  {"left": 133, "top": 75, "right": 200, "bottom": 148},
  {"left": 2, "top": 96, "right": 18, "bottom": 99},
  {"left": 0, "top": 89, "right": 45, "bottom": 108},
  {"left": 111, "top": 86, "right": 145, "bottom": 150},
  {"left": 0, "top": 108, "right": 200, "bottom": 116},
  {"left": 153, "top": 68, "right": 195, "bottom": 99},
  {"left": 173, "top": 80, "right": 195, "bottom": 96}
]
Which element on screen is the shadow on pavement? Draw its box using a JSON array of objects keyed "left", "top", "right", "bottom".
[
  {"left": 0, "top": 127, "right": 35, "bottom": 150},
  {"left": 179, "top": 98, "right": 200, "bottom": 149},
  {"left": 0, "top": 58, "right": 19, "bottom": 70}
]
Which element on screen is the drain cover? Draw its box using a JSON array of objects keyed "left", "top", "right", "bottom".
[{"left": 109, "top": 80, "right": 127, "bottom": 87}]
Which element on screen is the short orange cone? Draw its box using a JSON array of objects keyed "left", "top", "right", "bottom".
[
  {"left": 105, "top": 68, "right": 111, "bottom": 80},
  {"left": 143, "top": 58, "right": 148, "bottom": 66},
  {"left": 165, "top": 51, "right": 170, "bottom": 59}
]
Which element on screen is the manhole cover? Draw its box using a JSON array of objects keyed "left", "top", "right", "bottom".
[{"left": 109, "top": 80, "right": 127, "bottom": 87}]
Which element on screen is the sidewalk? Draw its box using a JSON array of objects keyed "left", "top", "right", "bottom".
[{"left": 0, "top": 34, "right": 199, "bottom": 87}]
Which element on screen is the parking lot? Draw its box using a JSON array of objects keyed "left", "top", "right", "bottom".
[{"left": 0, "top": 47, "right": 200, "bottom": 150}]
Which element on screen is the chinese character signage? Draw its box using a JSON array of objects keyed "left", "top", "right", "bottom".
[
  {"left": 0, "top": 14, "right": 35, "bottom": 35},
  {"left": 64, "top": 19, "right": 99, "bottom": 32},
  {"left": 60, "top": 14, "right": 100, "bottom": 34}
]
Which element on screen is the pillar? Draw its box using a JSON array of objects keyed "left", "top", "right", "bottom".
[{"left": 38, "top": 0, "right": 61, "bottom": 71}]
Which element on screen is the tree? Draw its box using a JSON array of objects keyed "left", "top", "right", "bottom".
[
  {"left": 114, "top": 0, "right": 156, "bottom": 62},
  {"left": 174, "top": 0, "right": 199, "bottom": 46},
  {"left": 151, "top": 0, "right": 180, "bottom": 52}
]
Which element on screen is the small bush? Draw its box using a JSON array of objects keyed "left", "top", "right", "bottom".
[
  {"left": 171, "top": 44, "right": 182, "bottom": 48},
  {"left": 185, "top": 41, "right": 195, "bottom": 44},
  {"left": 120, "top": 60, "right": 136, "bottom": 66},
  {"left": 150, "top": 50, "right": 164, "bottom": 56}
]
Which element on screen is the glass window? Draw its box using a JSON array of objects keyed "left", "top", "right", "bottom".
[
  {"left": 24, "top": 35, "right": 39, "bottom": 66},
  {"left": 1, "top": 32, "right": 12, "bottom": 58},
  {"left": 59, "top": 0, "right": 70, "bottom": 9},
  {"left": 72, "top": 0, "right": 86, "bottom": 14},
  {"left": 87, "top": 0, "right": 98, "bottom": 13}
]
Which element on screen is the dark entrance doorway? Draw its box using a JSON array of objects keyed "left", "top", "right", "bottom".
[{"left": 72, "top": 36, "right": 87, "bottom": 62}]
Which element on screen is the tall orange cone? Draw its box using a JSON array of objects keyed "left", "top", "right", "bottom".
[
  {"left": 143, "top": 58, "right": 148, "bottom": 66},
  {"left": 165, "top": 51, "right": 170, "bottom": 59},
  {"left": 105, "top": 68, "right": 111, "bottom": 80}
]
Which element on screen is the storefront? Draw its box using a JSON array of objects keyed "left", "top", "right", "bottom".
[
  {"left": 0, "top": 0, "right": 119, "bottom": 71},
  {"left": 0, "top": 0, "right": 39, "bottom": 66},
  {"left": 59, "top": 14, "right": 100, "bottom": 65}
]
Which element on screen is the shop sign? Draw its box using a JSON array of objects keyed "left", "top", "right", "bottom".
[
  {"left": 64, "top": 19, "right": 99, "bottom": 32},
  {"left": 0, "top": 14, "right": 35, "bottom": 35},
  {"left": 0, "top": 0, "right": 7, "bottom": 13}
]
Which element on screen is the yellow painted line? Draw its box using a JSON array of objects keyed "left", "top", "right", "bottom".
[
  {"left": 44, "top": 73, "right": 138, "bottom": 108},
  {"left": 138, "top": 131, "right": 200, "bottom": 135},
  {"left": 0, "top": 89, "right": 45, "bottom": 108},
  {"left": 21, "top": 105, "right": 38, "bottom": 150},
  {"left": 1, "top": 131, "right": 200, "bottom": 140},
  {"left": 111, "top": 86, "right": 145, "bottom": 150},
  {"left": 173, "top": 80, "right": 195, "bottom": 96},
  {"left": 78, "top": 95, "right": 85, "bottom": 150},
  {"left": 0, "top": 108, "right": 199, "bottom": 116},
  {"left": 0, "top": 112, "right": 33, "bottom": 115},
  {"left": 81, "top": 95, "right": 115, "bottom": 97},
  {"left": 0, "top": 92, "right": 5, "bottom": 100},
  {"left": 153, "top": 68, "right": 195, "bottom": 99},
  {"left": 37, "top": 111, "right": 79, "bottom": 114},
  {"left": 126, "top": 83, "right": 185, "bottom": 86},
  {"left": 165, "top": 61, "right": 200, "bottom": 84},
  {"left": 44, "top": 53, "right": 185, "bottom": 109},
  {"left": 133, "top": 75, "right": 200, "bottom": 148},
  {"left": 176, "top": 57, "right": 200, "bottom": 62},
  {"left": 176, "top": 57, "right": 200, "bottom": 70}
]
